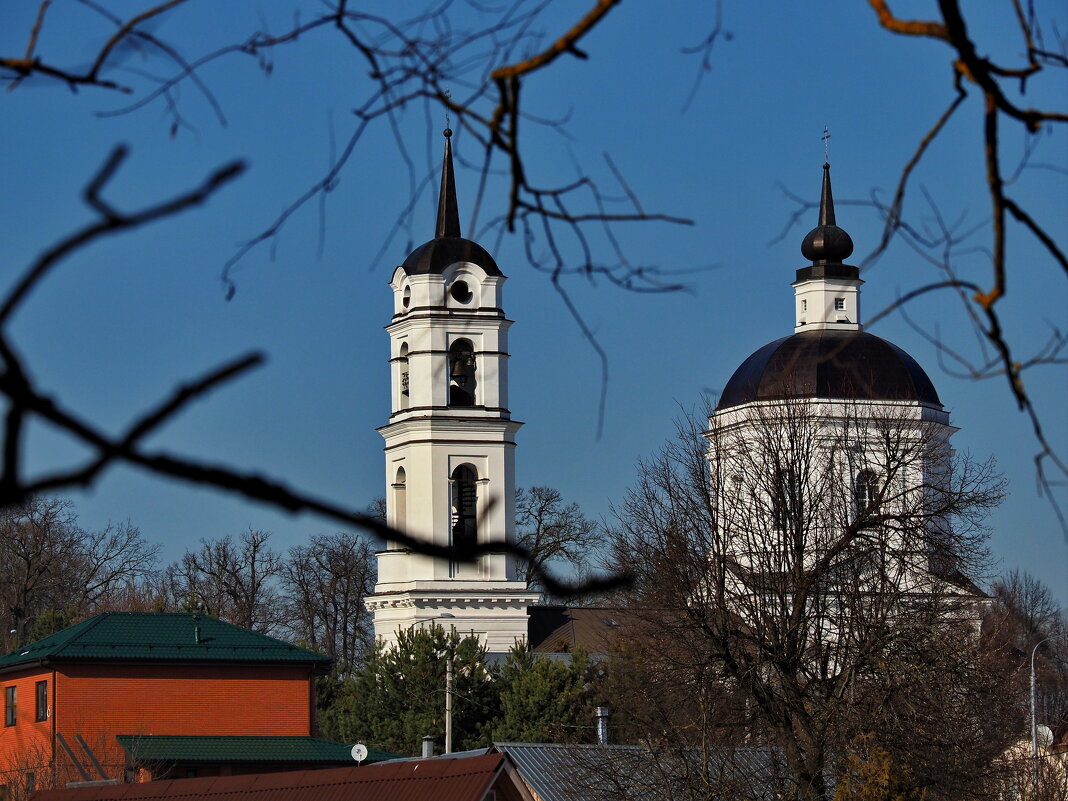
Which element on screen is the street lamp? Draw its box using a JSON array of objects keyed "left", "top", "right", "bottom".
[{"left": 1030, "top": 630, "right": 1068, "bottom": 793}]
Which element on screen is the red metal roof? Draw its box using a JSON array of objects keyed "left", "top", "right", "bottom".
[{"left": 32, "top": 754, "right": 519, "bottom": 801}]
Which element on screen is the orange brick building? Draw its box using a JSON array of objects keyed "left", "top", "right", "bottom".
[{"left": 0, "top": 613, "right": 331, "bottom": 795}]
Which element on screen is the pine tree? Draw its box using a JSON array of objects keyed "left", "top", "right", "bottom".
[
  {"left": 321, "top": 624, "right": 499, "bottom": 755},
  {"left": 494, "top": 642, "right": 595, "bottom": 744}
]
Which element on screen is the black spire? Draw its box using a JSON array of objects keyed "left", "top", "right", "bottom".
[
  {"left": 801, "top": 162, "right": 854, "bottom": 265},
  {"left": 435, "top": 128, "right": 461, "bottom": 239},
  {"left": 817, "top": 161, "right": 836, "bottom": 226}
]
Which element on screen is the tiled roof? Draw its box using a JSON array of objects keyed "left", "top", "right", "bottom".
[
  {"left": 31, "top": 753, "right": 519, "bottom": 801},
  {"left": 116, "top": 736, "right": 398, "bottom": 766},
  {"left": 0, "top": 613, "right": 331, "bottom": 672}
]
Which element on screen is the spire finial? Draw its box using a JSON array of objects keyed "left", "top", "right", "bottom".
[
  {"left": 822, "top": 126, "right": 830, "bottom": 163},
  {"left": 435, "top": 115, "right": 461, "bottom": 239}
]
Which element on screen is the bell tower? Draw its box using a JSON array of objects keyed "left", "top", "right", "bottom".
[{"left": 366, "top": 129, "right": 540, "bottom": 653}]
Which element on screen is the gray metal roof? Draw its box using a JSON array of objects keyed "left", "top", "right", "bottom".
[
  {"left": 493, "top": 743, "right": 790, "bottom": 801},
  {"left": 493, "top": 744, "right": 647, "bottom": 801}
]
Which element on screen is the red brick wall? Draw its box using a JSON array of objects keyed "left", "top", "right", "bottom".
[
  {"left": 1, "top": 662, "right": 315, "bottom": 784},
  {"left": 0, "top": 666, "right": 54, "bottom": 778}
]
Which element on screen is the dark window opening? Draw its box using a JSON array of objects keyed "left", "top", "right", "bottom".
[
  {"left": 398, "top": 342, "right": 410, "bottom": 408},
  {"left": 773, "top": 468, "right": 802, "bottom": 531},
  {"left": 402, "top": 285, "right": 411, "bottom": 309},
  {"left": 4, "top": 687, "right": 15, "bottom": 727},
  {"left": 448, "top": 340, "right": 476, "bottom": 406},
  {"left": 451, "top": 465, "right": 478, "bottom": 554},
  {"left": 450, "top": 280, "right": 472, "bottom": 303},
  {"left": 35, "top": 681, "right": 46, "bottom": 722},
  {"left": 854, "top": 470, "right": 878, "bottom": 515}
]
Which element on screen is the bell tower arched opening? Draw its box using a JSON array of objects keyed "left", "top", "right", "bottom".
[{"left": 448, "top": 339, "right": 476, "bottom": 407}]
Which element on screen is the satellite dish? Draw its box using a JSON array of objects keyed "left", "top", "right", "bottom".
[
  {"left": 351, "top": 743, "right": 369, "bottom": 764},
  {"left": 1037, "top": 725, "right": 1054, "bottom": 750}
]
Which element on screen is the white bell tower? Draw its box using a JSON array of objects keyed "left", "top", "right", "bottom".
[{"left": 366, "top": 129, "right": 540, "bottom": 654}]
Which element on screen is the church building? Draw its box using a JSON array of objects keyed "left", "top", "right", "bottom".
[{"left": 711, "top": 161, "right": 967, "bottom": 597}]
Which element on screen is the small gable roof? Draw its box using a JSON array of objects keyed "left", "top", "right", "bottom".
[
  {"left": 0, "top": 613, "right": 331, "bottom": 673},
  {"left": 32, "top": 753, "right": 531, "bottom": 801}
]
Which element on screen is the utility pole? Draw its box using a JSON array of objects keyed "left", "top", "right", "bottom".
[{"left": 445, "top": 655, "right": 453, "bottom": 754}]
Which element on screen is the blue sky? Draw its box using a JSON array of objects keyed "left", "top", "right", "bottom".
[{"left": 2, "top": 2, "right": 1066, "bottom": 601}]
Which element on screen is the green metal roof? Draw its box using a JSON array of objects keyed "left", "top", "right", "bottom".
[
  {"left": 115, "top": 735, "right": 398, "bottom": 765},
  {"left": 0, "top": 612, "right": 331, "bottom": 671}
]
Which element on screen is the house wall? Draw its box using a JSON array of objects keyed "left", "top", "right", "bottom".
[
  {"left": 1, "top": 662, "right": 316, "bottom": 789},
  {"left": 0, "top": 665, "right": 55, "bottom": 783}
]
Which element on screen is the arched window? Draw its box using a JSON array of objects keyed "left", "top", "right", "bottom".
[
  {"left": 448, "top": 339, "right": 476, "bottom": 407},
  {"left": 398, "top": 342, "right": 409, "bottom": 410},
  {"left": 392, "top": 467, "right": 407, "bottom": 533},
  {"left": 773, "top": 467, "right": 802, "bottom": 530},
  {"left": 451, "top": 465, "right": 478, "bottom": 553},
  {"left": 854, "top": 470, "right": 878, "bottom": 515}
]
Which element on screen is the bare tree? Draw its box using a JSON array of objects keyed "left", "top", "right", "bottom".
[
  {"left": 991, "top": 569, "right": 1066, "bottom": 648},
  {"left": 987, "top": 570, "right": 1068, "bottom": 745},
  {"left": 0, "top": 497, "right": 159, "bottom": 651},
  {"left": 515, "top": 486, "right": 603, "bottom": 592},
  {"left": 605, "top": 400, "right": 1010, "bottom": 801},
  {"left": 164, "top": 528, "right": 281, "bottom": 633},
  {"left": 279, "top": 532, "right": 376, "bottom": 671}
]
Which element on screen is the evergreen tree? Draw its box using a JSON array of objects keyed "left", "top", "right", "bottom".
[
  {"left": 322, "top": 624, "right": 498, "bottom": 756},
  {"left": 494, "top": 642, "right": 596, "bottom": 744}
]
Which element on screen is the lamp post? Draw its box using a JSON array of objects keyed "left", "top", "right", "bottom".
[{"left": 1030, "top": 631, "right": 1068, "bottom": 793}]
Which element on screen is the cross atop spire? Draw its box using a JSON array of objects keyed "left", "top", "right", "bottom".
[{"left": 435, "top": 128, "right": 461, "bottom": 239}]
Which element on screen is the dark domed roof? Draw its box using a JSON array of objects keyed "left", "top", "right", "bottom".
[
  {"left": 716, "top": 330, "right": 941, "bottom": 410},
  {"left": 401, "top": 236, "right": 501, "bottom": 276}
]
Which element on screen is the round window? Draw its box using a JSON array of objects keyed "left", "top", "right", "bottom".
[
  {"left": 450, "top": 280, "right": 472, "bottom": 303},
  {"left": 402, "top": 286, "right": 411, "bottom": 308}
]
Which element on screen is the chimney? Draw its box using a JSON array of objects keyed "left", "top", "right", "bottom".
[
  {"left": 595, "top": 707, "right": 609, "bottom": 746},
  {"left": 421, "top": 736, "right": 434, "bottom": 758}
]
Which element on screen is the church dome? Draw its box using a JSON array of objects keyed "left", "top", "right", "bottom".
[
  {"left": 716, "top": 329, "right": 942, "bottom": 410},
  {"left": 401, "top": 236, "right": 501, "bottom": 276}
]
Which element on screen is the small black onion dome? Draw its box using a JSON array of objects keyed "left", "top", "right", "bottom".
[
  {"left": 801, "top": 224, "right": 853, "bottom": 263},
  {"left": 400, "top": 127, "right": 503, "bottom": 277},
  {"left": 401, "top": 237, "right": 501, "bottom": 276},
  {"left": 716, "top": 329, "right": 942, "bottom": 410},
  {"left": 800, "top": 163, "right": 854, "bottom": 264}
]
